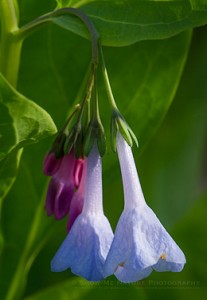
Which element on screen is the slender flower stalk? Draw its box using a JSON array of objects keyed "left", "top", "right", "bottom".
[
  {"left": 99, "top": 45, "right": 138, "bottom": 150},
  {"left": 104, "top": 133, "right": 186, "bottom": 283},
  {"left": 51, "top": 143, "right": 114, "bottom": 281}
]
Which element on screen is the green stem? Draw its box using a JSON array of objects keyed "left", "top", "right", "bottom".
[
  {"left": 91, "top": 68, "right": 101, "bottom": 122},
  {"left": 0, "top": 0, "right": 22, "bottom": 86},
  {"left": 15, "top": 7, "right": 99, "bottom": 65},
  {"left": 0, "top": 1, "right": 25, "bottom": 300},
  {"left": 79, "top": 64, "right": 92, "bottom": 126},
  {"left": 99, "top": 45, "right": 118, "bottom": 110},
  {"left": 63, "top": 104, "right": 80, "bottom": 134},
  {"left": 76, "top": 63, "right": 95, "bottom": 125},
  {"left": 86, "top": 91, "right": 91, "bottom": 126},
  {"left": 5, "top": 184, "right": 51, "bottom": 300},
  {"left": 66, "top": 63, "right": 92, "bottom": 128},
  {"left": 72, "top": 63, "right": 91, "bottom": 111},
  {"left": 0, "top": 0, "right": 19, "bottom": 33}
]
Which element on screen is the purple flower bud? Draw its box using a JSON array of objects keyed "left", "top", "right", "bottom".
[
  {"left": 45, "top": 151, "right": 76, "bottom": 220},
  {"left": 43, "top": 152, "right": 62, "bottom": 176},
  {"left": 45, "top": 178, "right": 74, "bottom": 220}
]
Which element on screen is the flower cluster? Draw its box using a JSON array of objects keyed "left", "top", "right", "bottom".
[
  {"left": 43, "top": 133, "right": 186, "bottom": 282},
  {"left": 43, "top": 21, "right": 185, "bottom": 282},
  {"left": 43, "top": 149, "right": 86, "bottom": 232}
]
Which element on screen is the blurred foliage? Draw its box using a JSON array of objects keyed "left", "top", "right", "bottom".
[{"left": 0, "top": 0, "right": 207, "bottom": 299}]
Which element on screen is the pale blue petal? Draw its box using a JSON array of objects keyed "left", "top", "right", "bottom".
[
  {"left": 109, "top": 134, "right": 186, "bottom": 283},
  {"left": 153, "top": 259, "right": 185, "bottom": 272},
  {"left": 115, "top": 265, "right": 152, "bottom": 283},
  {"left": 104, "top": 205, "right": 186, "bottom": 283},
  {"left": 143, "top": 205, "right": 186, "bottom": 266},
  {"left": 104, "top": 207, "right": 156, "bottom": 279},
  {"left": 51, "top": 212, "right": 113, "bottom": 281},
  {"left": 51, "top": 143, "right": 114, "bottom": 281}
]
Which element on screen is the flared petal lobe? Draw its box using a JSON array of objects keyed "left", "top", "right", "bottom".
[
  {"left": 104, "top": 134, "right": 186, "bottom": 282},
  {"left": 51, "top": 144, "right": 114, "bottom": 281},
  {"left": 104, "top": 205, "right": 186, "bottom": 283}
]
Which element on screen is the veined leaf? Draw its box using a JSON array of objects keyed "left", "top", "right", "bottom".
[
  {"left": 52, "top": 0, "right": 207, "bottom": 46},
  {"left": 0, "top": 73, "right": 57, "bottom": 161},
  {"left": 1, "top": 1, "right": 206, "bottom": 299},
  {"left": 139, "top": 26, "right": 207, "bottom": 227},
  {"left": 0, "top": 149, "right": 22, "bottom": 203}
]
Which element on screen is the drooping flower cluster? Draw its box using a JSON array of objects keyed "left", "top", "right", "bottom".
[
  {"left": 43, "top": 133, "right": 186, "bottom": 282},
  {"left": 43, "top": 148, "right": 86, "bottom": 232}
]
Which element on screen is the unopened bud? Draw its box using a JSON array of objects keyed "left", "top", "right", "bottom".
[{"left": 43, "top": 152, "right": 62, "bottom": 176}]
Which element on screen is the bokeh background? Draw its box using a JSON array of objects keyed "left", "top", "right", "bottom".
[{"left": 0, "top": 0, "right": 207, "bottom": 299}]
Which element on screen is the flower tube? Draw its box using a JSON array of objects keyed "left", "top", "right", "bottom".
[
  {"left": 51, "top": 143, "right": 114, "bottom": 281},
  {"left": 104, "top": 133, "right": 186, "bottom": 283}
]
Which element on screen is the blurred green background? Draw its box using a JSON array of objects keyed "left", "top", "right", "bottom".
[{"left": 0, "top": 0, "right": 207, "bottom": 299}]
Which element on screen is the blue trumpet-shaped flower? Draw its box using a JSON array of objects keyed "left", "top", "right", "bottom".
[
  {"left": 51, "top": 144, "right": 114, "bottom": 281},
  {"left": 104, "top": 134, "right": 186, "bottom": 283}
]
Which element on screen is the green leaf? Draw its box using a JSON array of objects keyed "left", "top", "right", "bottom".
[
  {"left": 0, "top": 149, "right": 21, "bottom": 255},
  {"left": 0, "top": 229, "right": 3, "bottom": 256},
  {"left": 0, "top": 24, "right": 91, "bottom": 299},
  {"left": 174, "top": 192, "right": 207, "bottom": 285},
  {"left": 1, "top": 2, "right": 206, "bottom": 299},
  {"left": 24, "top": 278, "right": 90, "bottom": 300},
  {"left": 52, "top": 0, "right": 207, "bottom": 46},
  {"left": 0, "top": 73, "right": 57, "bottom": 161},
  {"left": 102, "top": 31, "right": 191, "bottom": 154},
  {"left": 139, "top": 26, "right": 207, "bottom": 227},
  {"left": 0, "top": 149, "right": 22, "bottom": 203},
  {"left": 189, "top": 0, "right": 207, "bottom": 10},
  {"left": 0, "top": 161, "right": 50, "bottom": 300}
]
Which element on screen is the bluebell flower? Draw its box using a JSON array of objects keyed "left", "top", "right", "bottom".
[
  {"left": 104, "top": 134, "right": 186, "bottom": 283},
  {"left": 51, "top": 144, "right": 114, "bottom": 281}
]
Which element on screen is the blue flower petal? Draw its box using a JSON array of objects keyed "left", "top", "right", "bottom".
[
  {"left": 115, "top": 264, "right": 152, "bottom": 283},
  {"left": 105, "top": 134, "right": 186, "bottom": 283},
  {"left": 104, "top": 205, "right": 186, "bottom": 283},
  {"left": 153, "top": 259, "right": 185, "bottom": 272},
  {"left": 51, "top": 212, "right": 113, "bottom": 281}
]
